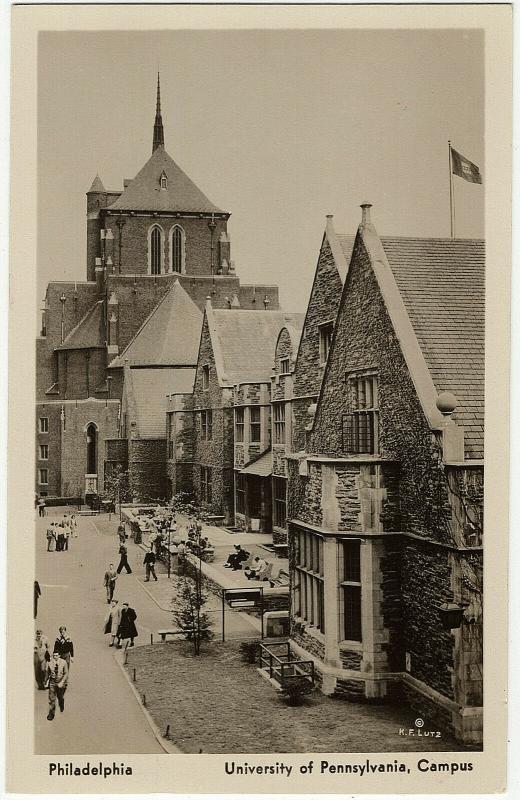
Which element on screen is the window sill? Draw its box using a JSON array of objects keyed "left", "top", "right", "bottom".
[
  {"left": 339, "top": 640, "right": 363, "bottom": 651},
  {"left": 293, "top": 617, "right": 325, "bottom": 642}
]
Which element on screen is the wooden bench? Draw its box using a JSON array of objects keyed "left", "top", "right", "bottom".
[
  {"left": 78, "top": 510, "right": 100, "bottom": 516},
  {"left": 157, "top": 629, "right": 193, "bottom": 642}
]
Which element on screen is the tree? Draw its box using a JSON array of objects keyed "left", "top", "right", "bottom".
[
  {"left": 103, "top": 465, "right": 131, "bottom": 518},
  {"left": 172, "top": 577, "right": 213, "bottom": 655}
]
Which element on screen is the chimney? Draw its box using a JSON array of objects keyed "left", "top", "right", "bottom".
[{"left": 360, "top": 202, "right": 372, "bottom": 226}]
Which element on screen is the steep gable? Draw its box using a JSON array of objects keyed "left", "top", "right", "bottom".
[{"left": 108, "top": 145, "right": 224, "bottom": 214}]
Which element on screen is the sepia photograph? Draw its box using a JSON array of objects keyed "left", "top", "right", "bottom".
[{"left": 7, "top": 4, "right": 512, "bottom": 794}]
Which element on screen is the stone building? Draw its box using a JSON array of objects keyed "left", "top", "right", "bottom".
[
  {"left": 288, "top": 203, "right": 484, "bottom": 745},
  {"left": 36, "top": 75, "right": 279, "bottom": 500},
  {"left": 269, "top": 322, "right": 304, "bottom": 551},
  {"left": 187, "top": 301, "right": 301, "bottom": 526},
  {"left": 291, "top": 216, "right": 355, "bottom": 453},
  {"left": 105, "top": 279, "right": 201, "bottom": 500}
]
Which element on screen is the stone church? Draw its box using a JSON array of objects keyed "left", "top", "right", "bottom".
[{"left": 36, "top": 76, "right": 279, "bottom": 501}]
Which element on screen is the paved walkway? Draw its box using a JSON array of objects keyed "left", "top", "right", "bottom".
[
  {"left": 34, "top": 511, "right": 265, "bottom": 753},
  {"left": 34, "top": 512, "right": 167, "bottom": 754}
]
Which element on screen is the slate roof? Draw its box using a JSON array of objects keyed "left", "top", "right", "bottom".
[
  {"left": 108, "top": 145, "right": 224, "bottom": 214},
  {"left": 58, "top": 301, "right": 105, "bottom": 350},
  {"left": 240, "top": 449, "right": 273, "bottom": 477},
  {"left": 336, "top": 234, "right": 356, "bottom": 277},
  {"left": 88, "top": 174, "right": 105, "bottom": 193},
  {"left": 380, "top": 237, "right": 485, "bottom": 460},
  {"left": 110, "top": 280, "right": 202, "bottom": 368},
  {"left": 210, "top": 310, "right": 305, "bottom": 385},
  {"left": 130, "top": 367, "right": 196, "bottom": 438}
]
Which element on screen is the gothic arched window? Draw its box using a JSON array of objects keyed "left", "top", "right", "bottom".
[
  {"left": 86, "top": 423, "right": 97, "bottom": 475},
  {"left": 170, "top": 225, "right": 185, "bottom": 274},
  {"left": 149, "top": 225, "right": 164, "bottom": 275}
]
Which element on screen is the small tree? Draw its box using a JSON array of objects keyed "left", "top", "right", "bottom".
[
  {"left": 103, "top": 465, "right": 131, "bottom": 518},
  {"left": 173, "top": 577, "right": 213, "bottom": 655}
]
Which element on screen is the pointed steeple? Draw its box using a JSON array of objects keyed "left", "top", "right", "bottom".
[
  {"left": 152, "top": 72, "right": 165, "bottom": 153},
  {"left": 88, "top": 174, "right": 105, "bottom": 193}
]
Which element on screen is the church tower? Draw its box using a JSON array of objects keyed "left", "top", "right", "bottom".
[{"left": 37, "top": 76, "right": 279, "bottom": 502}]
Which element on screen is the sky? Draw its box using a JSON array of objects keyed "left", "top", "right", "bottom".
[{"left": 37, "top": 29, "right": 484, "bottom": 316}]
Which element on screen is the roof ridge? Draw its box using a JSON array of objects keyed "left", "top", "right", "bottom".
[{"left": 59, "top": 300, "right": 103, "bottom": 348}]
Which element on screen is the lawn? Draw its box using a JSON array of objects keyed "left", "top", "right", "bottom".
[{"left": 126, "top": 640, "right": 469, "bottom": 754}]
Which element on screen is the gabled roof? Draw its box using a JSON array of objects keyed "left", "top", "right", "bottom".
[
  {"left": 108, "top": 145, "right": 224, "bottom": 214},
  {"left": 110, "top": 280, "right": 202, "bottom": 368},
  {"left": 129, "top": 367, "right": 196, "bottom": 438},
  {"left": 58, "top": 300, "right": 105, "bottom": 350},
  {"left": 240, "top": 449, "right": 273, "bottom": 477},
  {"left": 380, "top": 236, "right": 485, "bottom": 460},
  {"left": 207, "top": 307, "right": 304, "bottom": 385}
]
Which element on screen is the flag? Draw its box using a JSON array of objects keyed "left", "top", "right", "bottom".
[{"left": 451, "top": 148, "right": 482, "bottom": 184}]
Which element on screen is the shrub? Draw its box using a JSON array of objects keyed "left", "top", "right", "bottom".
[
  {"left": 239, "top": 639, "right": 261, "bottom": 664},
  {"left": 280, "top": 676, "right": 313, "bottom": 706}
]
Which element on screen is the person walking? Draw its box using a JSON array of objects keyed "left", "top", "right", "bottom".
[
  {"left": 63, "top": 525, "right": 70, "bottom": 551},
  {"left": 117, "top": 524, "right": 127, "bottom": 546},
  {"left": 46, "top": 651, "right": 68, "bottom": 720},
  {"left": 69, "top": 513, "right": 78, "bottom": 537},
  {"left": 103, "top": 600, "right": 122, "bottom": 647},
  {"left": 38, "top": 497, "right": 46, "bottom": 518},
  {"left": 116, "top": 543, "right": 132, "bottom": 574},
  {"left": 54, "top": 626, "right": 74, "bottom": 670},
  {"left": 143, "top": 547, "right": 158, "bottom": 582},
  {"left": 34, "top": 580, "right": 41, "bottom": 619},
  {"left": 116, "top": 603, "right": 138, "bottom": 648},
  {"left": 34, "top": 630, "right": 50, "bottom": 689},
  {"left": 104, "top": 564, "right": 117, "bottom": 602}
]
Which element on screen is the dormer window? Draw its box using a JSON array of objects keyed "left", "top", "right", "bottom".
[{"left": 160, "top": 171, "right": 168, "bottom": 190}]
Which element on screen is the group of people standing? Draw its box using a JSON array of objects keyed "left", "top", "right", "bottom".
[
  {"left": 34, "top": 626, "right": 75, "bottom": 721},
  {"left": 46, "top": 514, "right": 77, "bottom": 552}
]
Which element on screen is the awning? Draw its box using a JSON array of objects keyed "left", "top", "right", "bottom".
[{"left": 240, "top": 450, "right": 273, "bottom": 477}]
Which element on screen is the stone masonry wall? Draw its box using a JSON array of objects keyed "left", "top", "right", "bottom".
[
  {"left": 401, "top": 542, "right": 454, "bottom": 699},
  {"left": 192, "top": 316, "right": 234, "bottom": 521},
  {"left": 129, "top": 438, "right": 167, "bottom": 501},
  {"left": 293, "top": 237, "right": 344, "bottom": 451},
  {"left": 310, "top": 235, "right": 453, "bottom": 545},
  {"left": 35, "top": 404, "right": 62, "bottom": 496},
  {"left": 60, "top": 400, "right": 120, "bottom": 497}
]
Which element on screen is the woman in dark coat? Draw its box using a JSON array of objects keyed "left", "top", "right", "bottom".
[{"left": 116, "top": 603, "right": 138, "bottom": 648}]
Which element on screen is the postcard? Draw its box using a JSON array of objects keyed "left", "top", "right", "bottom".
[{"left": 7, "top": 3, "right": 512, "bottom": 794}]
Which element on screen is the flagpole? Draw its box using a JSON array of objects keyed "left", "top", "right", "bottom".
[{"left": 448, "top": 140, "right": 455, "bottom": 239}]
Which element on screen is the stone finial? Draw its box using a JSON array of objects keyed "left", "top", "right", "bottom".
[
  {"left": 360, "top": 202, "right": 372, "bottom": 225},
  {"left": 436, "top": 391, "right": 458, "bottom": 416}
]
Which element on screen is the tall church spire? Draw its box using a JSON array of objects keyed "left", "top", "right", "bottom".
[{"left": 152, "top": 72, "right": 165, "bottom": 153}]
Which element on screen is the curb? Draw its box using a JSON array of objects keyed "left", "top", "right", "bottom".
[
  {"left": 114, "top": 649, "right": 182, "bottom": 754},
  {"left": 135, "top": 576, "right": 173, "bottom": 613}
]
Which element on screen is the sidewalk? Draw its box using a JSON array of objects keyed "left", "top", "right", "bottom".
[{"left": 132, "top": 511, "right": 289, "bottom": 595}]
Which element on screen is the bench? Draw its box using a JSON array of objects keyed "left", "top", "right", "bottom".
[
  {"left": 78, "top": 510, "right": 100, "bottom": 516},
  {"left": 157, "top": 629, "right": 193, "bottom": 642},
  {"left": 206, "top": 515, "right": 226, "bottom": 527}
]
